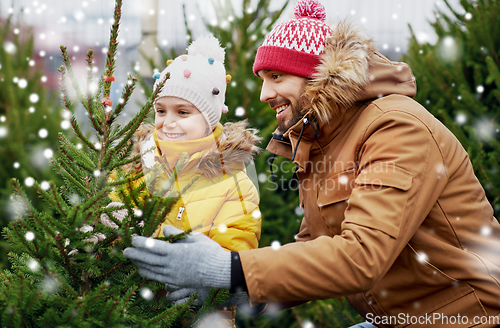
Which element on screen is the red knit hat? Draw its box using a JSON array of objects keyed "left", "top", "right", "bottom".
[{"left": 253, "top": 0, "right": 333, "bottom": 78}]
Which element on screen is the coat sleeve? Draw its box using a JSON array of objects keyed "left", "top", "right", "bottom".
[
  {"left": 240, "top": 110, "right": 450, "bottom": 303},
  {"left": 209, "top": 172, "right": 261, "bottom": 252}
]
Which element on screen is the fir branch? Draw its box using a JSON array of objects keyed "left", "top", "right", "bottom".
[
  {"left": 109, "top": 170, "right": 144, "bottom": 187},
  {"left": 110, "top": 76, "right": 137, "bottom": 122},
  {"left": 92, "top": 262, "right": 125, "bottom": 280},
  {"left": 479, "top": 163, "right": 500, "bottom": 205},
  {"left": 51, "top": 158, "right": 91, "bottom": 195},
  {"left": 59, "top": 45, "right": 85, "bottom": 103},
  {"left": 59, "top": 133, "right": 96, "bottom": 171},
  {"left": 56, "top": 155, "right": 86, "bottom": 188},
  {"left": 51, "top": 271, "right": 78, "bottom": 298},
  {"left": 58, "top": 65, "right": 74, "bottom": 114},
  {"left": 103, "top": 0, "right": 122, "bottom": 99},
  {"left": 68, "top": 115, "right": 97, "bottom": 151},
  {"left": 12, "top": 180, "right": 60, "bottom": 237},
  {"left": 105, "top": 300, "right": 119, "bottom": 326},
  {"left": 80, "top": 189, "right": 108, "bottom": 214},
  {"left": 486, "top": 56, "right": 500, "bottom": 91},
  {"left": 33, "top": 182, "right": 67, "bottom": 217},
  {"left": 59, "top": 148, "right": 94, "bottom": 174},
  {"left": 85, "top": 49, "right": 103, "bottom": 134},
  {"left": 7, "top": 227, "right": 37, "bottom": 263},
  {"left": 148, "top": 300, "right": 195, "bottom": 327},
  {"left": 54, "top": 235, "right": 79, "bottom": 283},
  {"left": 108, "top": 153, "right": 142, "bottom": 173}
]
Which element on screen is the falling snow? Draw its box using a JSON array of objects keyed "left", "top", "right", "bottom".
[
  {"left": 295, "top": 206, "right": 304, "bottom": 216},
  {"left": 416, "top": 251, "right": 428, "bottom": 263},
  {"left": 43, "top": 148, "right": 53, "bottom": 158},
  {"left": 145, "top": 238, "right": 155, "bottom": 248},
  {"left": 252, "top": 209, "right": 261, "bottom": 219},
  {"left": 235, "top": 106, "right": 245, "bottom": 117},
  {"left": 481, "top": 226, "right": 492, "bottom": 236},
  {"left": 140, "top": 287, "right": 154, "bottom": 301},
  {"left": 25, "top": 231, "right": 35, "bottom": 241},
  {"left": 18, "top": 79, "right": 28, "bottom": 88},
  {"left": 38, "top": 128, "right": 48, "bottom": 138},
  {"left": 25, "top": 177, "right": 35, "bottom": 187},
  {"left": 456, "top": 113, "right": 467, "bottom": 125},
  {"left": 271, "top": 240, "right": 281, "bottom": 250},
  {"left": 27, "top": 259, "right": 40, "bottom": 271},
  {"left": 29, "top": 93, "right": 39, "bottom": 103},
  {"left": 40, "top": 181, "right": 50, "bottom": 190}
]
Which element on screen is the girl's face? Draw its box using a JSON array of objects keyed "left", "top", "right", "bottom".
[{"left": 154, "top": 97, "right": 209, "bottom": 142}]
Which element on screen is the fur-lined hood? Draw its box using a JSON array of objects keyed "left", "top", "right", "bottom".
[
  {"left": 129, "top": 121, "right": 261, "bottom": 180},
  {"left": 305, "top": 21, "right": 417, "bottom": 126}
]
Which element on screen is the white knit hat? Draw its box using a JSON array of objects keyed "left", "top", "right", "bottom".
[{"left": 153, "top": 35, "right": 228, "bottom": 128}]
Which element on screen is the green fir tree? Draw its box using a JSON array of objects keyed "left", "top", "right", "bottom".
[
  {"left": 0, "top": 1, "right": 230, "bottom": 326},
  {"left": 403, "top": 0, "right": 500, "bottom": 216},
  {"left": 0, "top": 9, "right": 65, "bottom": 270}
]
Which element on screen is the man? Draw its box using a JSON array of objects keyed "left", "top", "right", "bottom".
[{"left": 124, "top": 0, "right": 500, "bottom": 326}]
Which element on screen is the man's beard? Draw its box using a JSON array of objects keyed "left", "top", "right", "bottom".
[{"left": 276, "top": 94, "right": 308, "bottom": 134}]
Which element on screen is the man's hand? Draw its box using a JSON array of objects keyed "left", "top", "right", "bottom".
[{"left": 123, "top": 226, "right": 231, "bottom": 289}]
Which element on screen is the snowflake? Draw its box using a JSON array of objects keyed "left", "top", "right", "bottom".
[
  {"left": 38, "top": 128, "right": 48, "bottom": 138},
  {"left": 218, "top": 224, "right": 228, "bottom": 233},
  {"left": 235, "top": 107, "right": 245, "bottom": 117},
  {"left": 25, "top": 231, "right": 35, "bottom": 241},
  {"left": 25, "top": 177, "right": 35, "bottom": 187},
  {"left": 252, "top": 209, "right": 261, "bottom": 219},
  {"left": 140, "top": 287, "right": 153, "bottom": 301},
  {"left": 30, "top": 93, "right": 39, "bottom": 103},
  {"left": 271, "top": 240, "right": 281, "bottom": 250}
]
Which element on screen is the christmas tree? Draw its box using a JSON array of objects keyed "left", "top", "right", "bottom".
[
  {"left": 0, "top": 0, "right": 230, "bottom": 326},
  {"left": 0, "top": 8, "right": 65, "bottom": 270},
  {"left": 403, "top": 0, "right": 500, "bottom": 217}
]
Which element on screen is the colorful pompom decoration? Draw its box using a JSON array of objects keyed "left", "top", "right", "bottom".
[
  {"left": 166, "top": 59, "right": 174, "bottom": 66},
  {"left": 103, "top": 75, "right": 115, "bottom": 82},
  {"left": 181, "top": 55, "right": 188, "bottom": 61},
  {"left": 208, "top": 57, "right": 215, "bottom": 65},
  {"left": 183, "top": 69, "right": 191, "bottom": 78},
  {"left": 101, "top": 97, "right": 112, "bottom": 107},
  {"left": 226, "top": 75, "right": 232, "bottom": 83},
  {"left": 294, "top": 0, "right": 327, "bottom": 21},
  {"left": 212, "top": 87, "right": 220, "bottom": 95},
  {"left": 152, "top": 72, "right": 161, "bottom": 79},
  {"left": 222, "top": 105, "right": 228, "bottom": 114}
]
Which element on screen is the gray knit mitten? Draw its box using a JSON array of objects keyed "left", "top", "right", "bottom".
[
  {"left": 123, "top": 226, "right": 231, "bottom": 289},
  {"left": 166, "top": 284, "right": 248, "bottom": 307}
]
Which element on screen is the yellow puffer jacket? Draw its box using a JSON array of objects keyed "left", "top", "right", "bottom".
[{"left": 145, "top": 123, "right": 262, "bottom": 252}]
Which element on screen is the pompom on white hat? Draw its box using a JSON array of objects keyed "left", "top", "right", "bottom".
[{"left": 153, "top": 35, "right": 228, "bottom": 129}]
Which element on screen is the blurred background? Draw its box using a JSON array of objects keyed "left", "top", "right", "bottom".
[
  {"left": 0, "top": 0, "right": 461, "bottom": 121},
  {"left": 1, "top": 0, "right": 499, "bottom": 327}
]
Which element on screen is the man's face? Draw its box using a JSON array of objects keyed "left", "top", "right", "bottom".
[{"left": 257, "top": 70, "right": 307, "bottom": 134}]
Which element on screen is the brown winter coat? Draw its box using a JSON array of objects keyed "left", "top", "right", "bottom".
[{"left": 240, "top": 22, "right": 500, "bottom": 327}]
